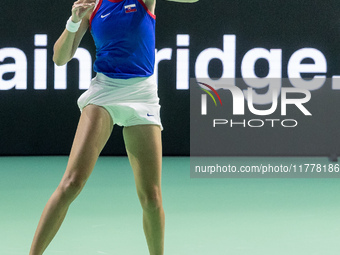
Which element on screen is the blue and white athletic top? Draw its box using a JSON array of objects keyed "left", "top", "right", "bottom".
[{"left": 89, "top": 0, "right": 156, "bottom": 79}]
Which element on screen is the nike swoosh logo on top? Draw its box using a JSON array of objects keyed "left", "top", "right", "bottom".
[{"left": 101, "top": 13, "right": 111, "bottom": 18}]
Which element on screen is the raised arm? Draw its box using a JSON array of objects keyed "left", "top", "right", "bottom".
[{"left": 53, "top": 0, "right": 96, "bottom": 66}]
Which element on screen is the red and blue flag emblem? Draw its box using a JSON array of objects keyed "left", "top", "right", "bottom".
[{"left": 125, "top": 4, "right": 137, "bottom": 13}]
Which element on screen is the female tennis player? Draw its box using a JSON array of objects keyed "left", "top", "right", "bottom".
[{"left": 29, "top": 0, "right": 197, "bottom": 254}]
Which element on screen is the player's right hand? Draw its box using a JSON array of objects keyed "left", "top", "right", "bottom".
[{"left": 71, "top": 0, "right": 96, "bottom": 23}]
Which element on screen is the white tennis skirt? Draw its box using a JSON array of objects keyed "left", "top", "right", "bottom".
[{"left": 77, "top": 73, "right": 163, "bottom": 130}]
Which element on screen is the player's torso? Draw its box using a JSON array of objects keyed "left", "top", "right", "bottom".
[
  {"left": 89, "top": 0, "right": 156, "bottom": 78},
  {"left": 90, "top": 0, "right": 155, "bottom": 47}
]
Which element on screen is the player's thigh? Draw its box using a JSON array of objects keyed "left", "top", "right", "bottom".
[
  {"left": 63, "top": 104, "right": 113, "bottom": 182},
  {"left": 123, "top": 125, "right": 162, "bottom": 194}
]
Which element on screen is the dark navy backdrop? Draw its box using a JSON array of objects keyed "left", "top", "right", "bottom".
[{"left": 1, "top": 0, "right": 340, "bottom": 156}]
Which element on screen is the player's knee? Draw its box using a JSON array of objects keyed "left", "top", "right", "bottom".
[
  {"left": 59, "top": 173, "right": 87, "bottom": 199},
  {"left": 139, "top": 186, "right": 163, "bottom": 213}
]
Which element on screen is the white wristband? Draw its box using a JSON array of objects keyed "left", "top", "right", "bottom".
[{"left": 66, "top": 16, "right": 82, "bottom": 33}]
